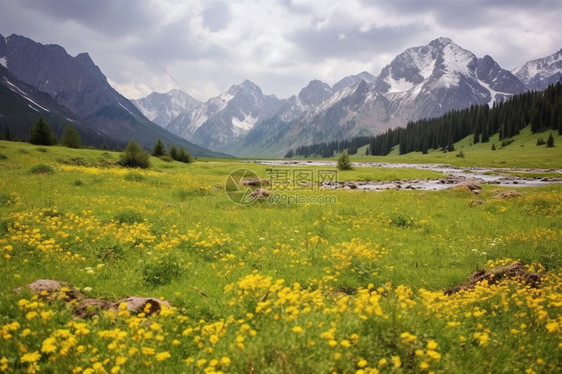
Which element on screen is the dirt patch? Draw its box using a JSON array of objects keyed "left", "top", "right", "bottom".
[
  {"left": 445, "top": 262, "right": 541, "bottom": 295},
  {"left": 495, "top": 190, "right": 523, "bottom": 199}
]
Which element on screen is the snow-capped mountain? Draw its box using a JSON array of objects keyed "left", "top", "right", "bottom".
[
  {"left": 132, "top": 89, "right": 201, "bottom": 128},
  {"left": 167, "top": 80, "right": 284, "bottom": 151},
  {"left": 512, "top": 48, "right": 562, "bottom": 90},
  {"left": 232, "top": 38, "right": 530, "bottom": 157},
  {"left": 133, "top": 37, "right": 561, "bottom": 157},
  {"left": 372, "top": 37, "right": 526, "bottom": 122}
]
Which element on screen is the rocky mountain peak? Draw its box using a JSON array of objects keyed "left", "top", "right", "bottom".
[
  {"left": 512, "top": 48, "right": 562, "bottom": 90},
  {"left": 298, "top": 79, "right": 333, "bottom": 106}
]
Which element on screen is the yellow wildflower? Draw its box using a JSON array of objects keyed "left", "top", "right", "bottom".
[
  {"left": 141, "top": 347, "right": 155, "bottom": 356},
  {"left": 20, "top": 351, "right": 41, "bottom": 363},
  {"left": 400, "top": 332, "right": 417, "bottom": 344},
  {"left": 155, "top": 352, "right": 171, "bottom": 362},
  {"left": 426, "top": 340, "right": 438, "bottom": 350}
]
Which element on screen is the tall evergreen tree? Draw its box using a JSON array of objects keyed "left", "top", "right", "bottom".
[
  {"left": 152, "top": 138, "right": 167, "bottom": 157},
  {"left": 60, "top": 124, "right": 82, "bottom": 148},
  {"left": 546, "top": 133, "right": 555, "bottom": 148},
  {"left": 29, "top": 117, "right": 57, "bottom": 146},
  {"left": 169, "top": 145, "right": 178, "bottom": 160}
]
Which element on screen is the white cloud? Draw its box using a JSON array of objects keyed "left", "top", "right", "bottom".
[{"left": 1, "top": 0, "right": 560, "bottom": 100}]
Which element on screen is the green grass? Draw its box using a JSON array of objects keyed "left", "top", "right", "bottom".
[
  {"left": 350, "top": 127, "right": 562, "bottom": 169},
  {"left": 0, "top": 140, "right": 560, "bottom": 373}
]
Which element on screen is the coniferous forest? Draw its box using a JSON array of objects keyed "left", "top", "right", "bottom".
[{"left": 287, "top": 83, "right": 562, "bottom": 158}]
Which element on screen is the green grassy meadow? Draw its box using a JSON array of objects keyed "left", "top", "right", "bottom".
[
  {"left": 354, "top": 127, "right": 562, "bottom": 169},
  {"left": 0, "top": 139, "right": 561, "bottom": 373}
]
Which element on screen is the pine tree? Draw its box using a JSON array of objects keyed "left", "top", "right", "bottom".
[
  {"left": 472, "top": 121, "right": 480, "bottom": 144},
  {"left": 29, "top": 117, "right": 57, "bottom": 146},
  {"left": 152, "top": 138, "right": 167, "bottom": 157},
  {"left": 546, "top": 132, "right": 555, "bottom": 148},
  {"left": 119, "top": 140, "right": 151, "bottom": 168},
  {"left": 60, "top": 124, "right": 82, "bottom": 148},
  {"left": 169, "top": 145, "right": 178, "bottom": 160}
]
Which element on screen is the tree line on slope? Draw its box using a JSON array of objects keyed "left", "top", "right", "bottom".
[
  {"left": 5, "top": 117, "right": 194, "bottom": 168},
  {"left": 287, "top": 82, "right": 562, "bottom": 158}
]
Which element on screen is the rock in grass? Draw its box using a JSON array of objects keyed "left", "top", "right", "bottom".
[
  {"left": 250, "top": 188, "right": 270, "bottom": 199},
  {"left": 14, "top": 279, "right": 172, "bottom": 319},
  {"left": 14, "top": 279, "right": 83, "bottom": 301}
]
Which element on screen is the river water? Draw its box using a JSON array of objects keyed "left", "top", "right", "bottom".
[{"left": 249, "top": 160, "right": 562, "bottom": 191}]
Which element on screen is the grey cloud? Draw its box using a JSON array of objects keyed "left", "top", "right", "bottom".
[
  {"left": 290, "top": 25, "right": 426, "bottom": 62},
  {"left": 18, "top": 0, "right": 153, "bottom": 37},
  {"left": 202, "top": 1, "right": 231, "bottom": 32},
  {"left": 133, "top": 21, "right": 228, "bottom": 64}
]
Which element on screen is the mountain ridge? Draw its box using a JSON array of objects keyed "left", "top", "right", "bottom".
[
  {"left": 0, "top": 33, "right": 225, "bottom": 157},
  {"left": 134, "top": 38, "right": 562, "bottom": 157}
]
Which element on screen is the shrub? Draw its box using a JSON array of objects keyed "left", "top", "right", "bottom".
[
  {"left": 119, "top": 140, "right": 151, "bottom": 169},
  {"left": 337, "top": 150, "right": 352, "bottom": 170},
  {"left": 175, "top": 146, "right": 194, "bottom": 163},
  {"left": 537, "top": 137, "right": 546, "bottom": 146},
  {"left": 0, "top": 154, "right": 6, "bottom": 160},
  {"left": 29, "top": 164, "right": 55, "bottom": 174},
  {"left": 159, "top": 155, "right": 173, "bottom": 163},
  {"left": 501, "top": 138, "right": 514, "bottom": 147}
]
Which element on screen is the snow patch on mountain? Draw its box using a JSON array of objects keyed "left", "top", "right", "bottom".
[
  {"left": 232, "top": 113, "right": 258, "bottom": 130},
  {"left": 0, "top": 57, "right": 6, "bottom": 68},
  {"left": 512, "top": 48, "right": 562, "bottom": 90}
]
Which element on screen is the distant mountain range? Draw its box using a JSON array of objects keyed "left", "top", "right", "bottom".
[
  {"left": 134, "top": 38, "right": 561, "bottom": 157},
  {"left": 0, "top": 33, "right": 225, "bottom": 157},
  {"left": 1, "top": 33, "right": 559, "bottom": 158}
]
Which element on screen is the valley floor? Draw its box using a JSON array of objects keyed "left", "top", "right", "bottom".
[{"left": 0, "top": 140, "right": 560, "bottom": 373}]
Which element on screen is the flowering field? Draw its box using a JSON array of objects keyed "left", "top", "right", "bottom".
[{"left": 0, "top": 141, "right": 560, "bottom": 373}]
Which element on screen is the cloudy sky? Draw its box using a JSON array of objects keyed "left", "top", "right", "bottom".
[{"left": 1, "top": 0, "right": 560, "bottom": 101}]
